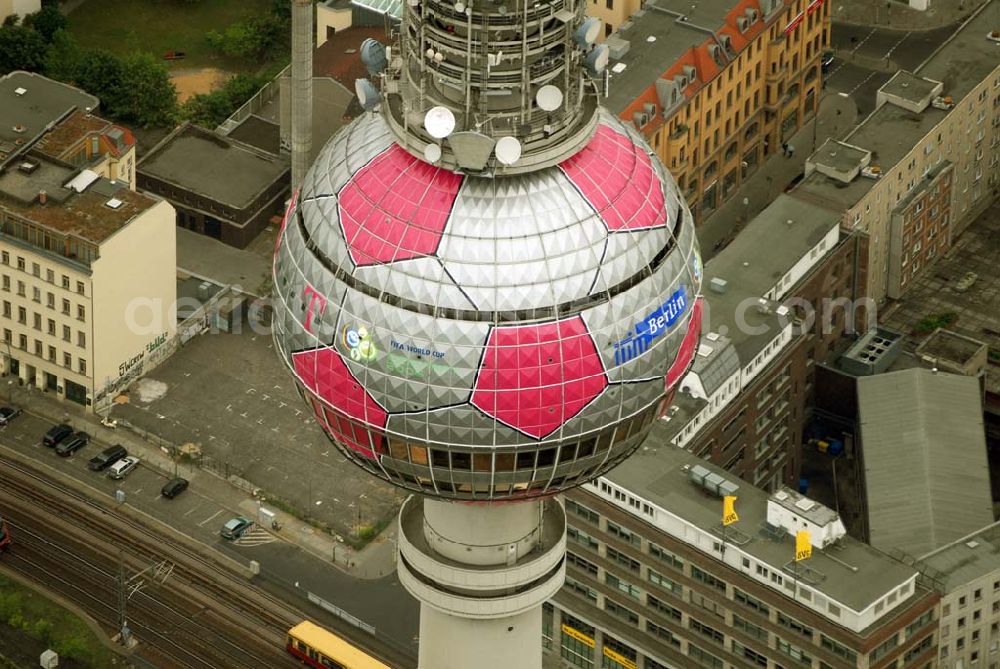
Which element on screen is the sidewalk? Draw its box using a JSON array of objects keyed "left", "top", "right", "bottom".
[
  {"left": 697, "top": 92, "right": 859, "bottom": 260},
  {"left": 831, "top": 0, "right": 981, "bottom": 29},
  {"left": 4, "top": 380, "right": 397, "bottom": 581}
]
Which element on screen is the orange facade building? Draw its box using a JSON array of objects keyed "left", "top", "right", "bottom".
[{"left": 602, "top": 0, "right": 830, "bottom": 223}]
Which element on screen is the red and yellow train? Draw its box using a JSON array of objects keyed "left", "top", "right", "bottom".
[{"left": 286, "top": 621, "right": 392, "bottom": 669}]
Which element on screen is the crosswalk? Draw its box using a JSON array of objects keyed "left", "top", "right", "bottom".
[{"left": 234, "top": 526, "right": 278, "bottom": 547}]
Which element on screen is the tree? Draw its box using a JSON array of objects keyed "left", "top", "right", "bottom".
[
  {"left": 43, "top": 29, "right": 81, "bottom": 81},
  {"left": 181, "top": 73, "right": 264, "bottom": 127},
  {"left": 0, "top": 24, "right": 47, "bottom": 74},
  {"left": 23, "top": 5, "right": 66, "bottom": 43},
  {"left": 109, "top": 51, "right": 177, "bottom": 127},
  {"left": 205, "top": 16, "right": 283, "bottom": 59},
  {"left": 74, "top": 48, "right": 124, "bottom": 107}
]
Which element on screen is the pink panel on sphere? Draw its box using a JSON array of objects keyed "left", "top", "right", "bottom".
[
  {"left": 338, "top": 144, "right": 464, "bottom": 266},
  {"left": 559, "top": 125, "right": 667, "bottom": 231},
  {"left": 665, "top": 298, "right": 703, "bottom": 390},
  {"left": 471, "top": 316, "right": 608, "bottom": 439},
  {"left": 293, "top": 348, "right": 387, "bottom": 458}
]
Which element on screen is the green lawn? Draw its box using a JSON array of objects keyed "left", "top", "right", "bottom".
[
  {"left": 0, "top": 572, "right": 119, "bottom": 667},
  {"left": 66, "top": 0, "right": 274, "bottom": 71}
]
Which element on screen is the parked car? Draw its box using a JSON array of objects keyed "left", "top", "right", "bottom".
[
  {"left": 161, "top": 478, "right": 189, "bottom": 499},
  {"left": 107, "top": 456, "right": 140, "bottom": 480},
  {"left": 88, "top": 445, "right": 128, "bottom": 471},
  {"left": 220, "top": 517, "right": 253, "bottom": 540},
  {"left": 0, "top": 407, "right": 21, "bottom": 426},
  {"left": 55, "top": 431, "right": 90, "bottom": 457},
  {"left": 42, "top": 424, "right": 73, "bottom": 448},
  {"left": 821, "top": 51, "right": 835, "bottom": 71}
]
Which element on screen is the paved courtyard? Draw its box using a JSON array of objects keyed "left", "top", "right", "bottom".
[{"left": 108, "top": 313, "right": 404, "bottom": 540}]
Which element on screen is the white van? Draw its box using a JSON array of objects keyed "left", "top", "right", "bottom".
[{"left": 107, "top": 456, "right": 140, "bottom": 480}]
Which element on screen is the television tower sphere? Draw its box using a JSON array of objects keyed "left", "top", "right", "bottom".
[{"left": 272, "top": 0, "right": 702, "bottom": 504}]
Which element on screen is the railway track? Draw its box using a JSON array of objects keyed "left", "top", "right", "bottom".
[{"left": 0, "top": 453, "right": 298, "bottom": 668}]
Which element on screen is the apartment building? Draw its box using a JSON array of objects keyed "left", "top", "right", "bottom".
[
  {"left": 652, "top": 194, "right": 854, "bottom": 492},
  {"left": 0, "top": 151, "right": 176, "bottom": 410},
  {"left": 602, "top": 0, "right": 829, "bottom": 222},
  {"left": 34, "top": 109, "right": 137, "bottom": 189},
  {"left": 548, "top": 444, "right": 940, "bottom": 669},
  {"left": 795, "top": 1, "right": 1000, "bottom": 306},
  {"left": 920, "top": 522, "right": 1000, "bottom": 669}
]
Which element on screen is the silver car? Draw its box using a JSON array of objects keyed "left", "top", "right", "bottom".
[{"left": 107, "top": 456, "right": 139, "bottom": 480}]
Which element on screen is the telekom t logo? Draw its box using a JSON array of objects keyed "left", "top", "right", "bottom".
[{"left": 302, "top": 284, "right": 327, "bottom": 333}]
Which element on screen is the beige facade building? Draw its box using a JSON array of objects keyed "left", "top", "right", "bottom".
[
  {"left": 34, "top": 109, "right": 137, "bottom": 190},
  {"left": 795, "top": 1, "right": 1000, "bottom": 306},
  {"left": 920, "top": 522, "right": 1000, "bottom": 669},
  {"left": 0, "top": 0, "right": 39, "bottom": 22},
  {"left": 0, "top": 154, "right": 176, "bottom": 410}
]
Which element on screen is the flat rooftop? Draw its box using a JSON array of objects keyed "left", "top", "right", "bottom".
[
  {"left": 919, "top": 521, "right": 1000, "bottom": 593},
  {"left": 703, "top": 194, "right": 840, "bottom": 361},
  {"left": 808, "top": 139, "right": 869, "bottom": 175},
  {"left": 917, "top": 328, "right": 987, "bottom": 366},
  {"left": 879, "top": 71, "right": 941, "bottom": 104},
  {"left": 0, "top": 153, "right": 158, "bottom": 244},
  {"left": 139, "top": 124, "right": 288, "bottom": 209},
  {"left": 0, "top": 71, "right": 99, "bottom": 160},
  {"left": 797, "top": 0, "right": 1000, "bottom": 210},
  {"left": 603, "top": 3, "right": 709, "bottom": 114},
  {"left": 601, "top": 429, "right": 920, "bottom": 613}
]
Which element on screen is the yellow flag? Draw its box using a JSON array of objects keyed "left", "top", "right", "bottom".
[
  {"left": 723, "top": 496, "right": 739, "bottom": 526},
  {"left": 795, "top": 530, "right": 812, "bottom": 561}
]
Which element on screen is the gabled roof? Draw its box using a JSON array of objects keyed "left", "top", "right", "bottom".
[{"left": 859, "top": 368, "right": 992, "bottom": 558}]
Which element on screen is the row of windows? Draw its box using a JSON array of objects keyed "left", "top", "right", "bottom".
[
  {"left": 0, "top": 252, "right": 88, "bottom": 293},
  {"left": 4, "top": 330, "right": 87, "bottom": 374},
  {"left": 2, "top": 279, "right": 88, "bottom": 322},
  {"left": 1, "top": 304, "right": 86, "bottom": 346}
]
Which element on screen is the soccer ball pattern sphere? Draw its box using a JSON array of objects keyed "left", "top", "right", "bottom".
[{"left": 272, "top": 109, "right": 703, "bottom": 501}]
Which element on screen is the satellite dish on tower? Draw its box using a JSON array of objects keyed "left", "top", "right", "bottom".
[
  {"left": 494, "top": 136, "right": 522, "bottom": 166},
  {"left": 424, "top": 106, "right": 456, "bottom": 138},
  {"left": 585, "top": 44, "right": 610, "bottom": 75},
  {"left": 455, "top": 1, "right": 465, "bottom": 11},
  {"left": 355, "top": 79, "right": 382, "bottom": 111},
  {"left": 360, "top": 38, "right": 387, "bottom": 75},
  {"left": 535, "top": 85, "right": 563, "bottom": 112},
  {"left": 424, "top": 143, "right": 442, "bottom": 163},
  {"left": 574, "top": 17, "right": 602, "bottom": 46}
]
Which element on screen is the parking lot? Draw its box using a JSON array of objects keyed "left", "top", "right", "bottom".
[{"left": 106, "top": 314, "right": 403, "bottom": 540}]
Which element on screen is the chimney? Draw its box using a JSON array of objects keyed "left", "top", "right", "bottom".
[
  {"left": 291, "top": 0, "right": 314, "bottom": 188},
  {"left": 38, "top": 190, "right": 47, "bottom": 205}
]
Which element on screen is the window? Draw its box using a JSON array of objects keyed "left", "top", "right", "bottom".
[
  {"left": 734, "top": 588, "right": 769, "bottom": 615},
  {"left": 906, "top": 610, "right": 934, "bottom": 638},
  {"left": 566, "top": 499, "right": 600, "bottom": 525},
  {"left": 1, "top": 301, "right": 8, "bottom": 318},
  {"left": 47, "top": 319, "right": 55, "bottom": 336},
  {"left": 566, "top": 551, "right": 598, "bottom": 576},
  {"left": 903, "top": 635, "right": 933, "bottom": 663},
  {"left": 33, "top": 313, "right": 40, "bottom": 330},
  {"left": 16, "top": 281, "right": 23, "bottom": 296},
  {"left": 820, "top": 635, "right": 857, "bottom": 663},
  {"left": 565, "top": 575, "right": 598, "bottom": 602},
  {"left": 46, "top": 269, "right": 53, "bottom": 283},
  {"left": 648, "top": 569, "right": 682, "bottom": 595},
  {"left": 46, "top": 292, "right": 53, "bottom": 308},
  {"left": 734, "top": 615, "right": 768, "bottom": 642},
  {"left": 78, "top": 358, "right": 86, "bottom": 375},
  {"left": 1, "top": 275, "right": 7, "bottom": 292},
  {"left": 648, "top": 543, "right": 684, "bottom": 570},
  {"left": 602, "top": 635, "right": 636, "bottom": 668},
  {"left": 77, "top": 304, "right": 85, "bottom": 321},
  {"left": 690, "top": 618, "right": 724, "bottom": 644},
  {"left": 61, "top": 298, "right": 69, "bottom": 315},
  {"left": 31, "top": 262, "right": 39, "bottom": 277},
  {"left": 61, "top": 275, "right": 69, "bottom": 289},
  {"left": 732, "top": 640, "right": 767, "bottom": 667},
  {"left": 76, "top": 281, "right": 85, "bottom": 295},
  {"left": 31, "top": 286, "right": 39, "bottom": 302},
  {"left": 646, "top": 595, "right": 681, "bottom": 621},
  {"left": 646, "top": 621, "right": 680, "bottom": 648},
  {"left": 61, "top": 325, "right": 70, "bottom": 342},
  {"left": 606, "top": 547, "right": 640, "bottom": 573},
  {"left": 1, "top": 252, "right": 7, "bottom": 265},
  {"left": 567, "top": 526, "right": 598, "bottom": 551},
  {"left": 776, "top": 637, "right": 813, "bottom": 665},
  {"left": 63, "top": 351, "right": 71, "bottom": 367},
  {"left": 607, "top": 521, "right": 641, "bottom": 547},
  {"left": 690, "top": 566, "right": 726, "bottom": 592},
  {"left": 606, "top": 573, "right": 640, "bottom": 599},
  {"left": 870, "top": 635, "right": 899, "bottom": 662},
  {"left": 604, "top": 598, "right": 639, "bottom": 625},
  {"left": 688, "top": 643, "right": 723, "bottom": 669},
  {"left": 17, "top": 307, "right": 25, "bottom": 324},
  {"left": 777, "top": 612, "right": 813, "bottom": 639},
  {"left": 16, "top": 257, "right": 24, "bottom": 271}
]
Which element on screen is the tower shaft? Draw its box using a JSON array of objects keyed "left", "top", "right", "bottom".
[
  {"left": 290, "top": 0, "right": 313, "bottom": 188},
  {"left": 397, "top": 496, "right": 566, "bottom": 669}
]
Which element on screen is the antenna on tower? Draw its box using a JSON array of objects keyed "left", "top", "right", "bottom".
[{"left": 424, "top": 106, "right": 457, "bottom": 139}]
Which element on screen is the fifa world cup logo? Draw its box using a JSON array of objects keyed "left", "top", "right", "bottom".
[{"left": 343, "top": 325, "right": 378, "bottom": 362}]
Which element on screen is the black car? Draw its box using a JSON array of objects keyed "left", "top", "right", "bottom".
[
  {"left": 55, "top": 431, "right": 90, "bottom": 457},
  {"left": 161, "top": 478, "right": 189, "bottom": 499},
  {"left": 42, "top": 423, "right": 73, "bottom": 447},
  {"left": 88, "top": 444, "right": 128, "bottom": 471},
  {"left": 0, "top": 406, "right": 21, "bottom": 426}
]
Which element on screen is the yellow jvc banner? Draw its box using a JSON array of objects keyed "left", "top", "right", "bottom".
[
  {"left": 795, "top": 530, "right": 812, "bottom": 561},
  {"left": 722, "top": 496, "right": 738, "bottom": 526}
]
